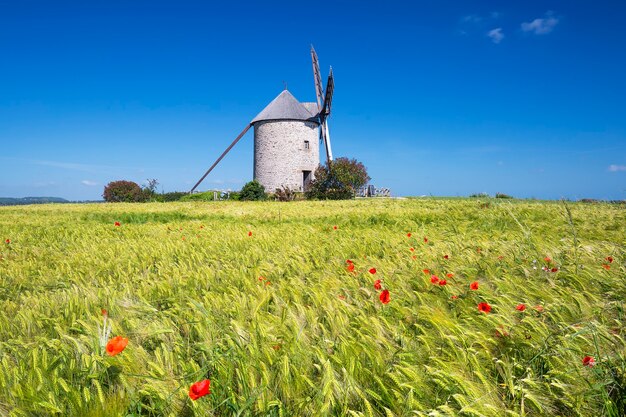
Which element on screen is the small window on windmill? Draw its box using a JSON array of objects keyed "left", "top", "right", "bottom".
[{"left": 304, "top": 140, "right": 310, "bottom": 149}]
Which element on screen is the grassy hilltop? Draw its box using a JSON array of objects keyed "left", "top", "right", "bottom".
[{"left": 0, "top": 199, "right": 624, "bottom": 416}]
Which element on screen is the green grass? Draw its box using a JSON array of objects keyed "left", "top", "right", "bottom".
[{"left": 0, "top": 199, "right": 624, "bottom": 416}]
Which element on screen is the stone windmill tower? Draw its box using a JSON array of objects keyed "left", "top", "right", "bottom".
[{"left": 190, "top": 46, "right": 334, "bottom": 193}]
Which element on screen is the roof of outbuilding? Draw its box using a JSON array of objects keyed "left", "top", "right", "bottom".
[{"left": 251, "top": 90, "right": 319, "bottom": 124}]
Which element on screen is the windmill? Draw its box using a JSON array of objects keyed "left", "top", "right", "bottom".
[{"left": 190, "top": 47, "right": 335, "bottom": 194}]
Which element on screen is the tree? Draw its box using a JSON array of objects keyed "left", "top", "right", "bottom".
[
  {"left": 240, "top": 180, "right": 267, "bottom": 201},
  {"left": 329, "top": 157, "right": 370, "bottom": 192},
  {"left": 306, "top": 157, "right": 370, "bottom": 200},
  {"left": 103, "top": 180, "right": 145, "bottom": 202}
]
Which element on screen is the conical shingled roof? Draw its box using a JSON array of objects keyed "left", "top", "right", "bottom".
[{"left": 251, "top": 90, "right": 319, "bottom": 124}]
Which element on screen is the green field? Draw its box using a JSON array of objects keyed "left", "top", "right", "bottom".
[{"left": 0, "top": 199, "right": 624, "bottom": 416}]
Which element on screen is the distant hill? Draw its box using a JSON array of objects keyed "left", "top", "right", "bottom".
[{"left": 0, "top": 197, "right": 70, "bottom": 206}]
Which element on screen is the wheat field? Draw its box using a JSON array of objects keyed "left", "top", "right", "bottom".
[{"left": 0, "top": 199, "right": 624, "bottom": 416}]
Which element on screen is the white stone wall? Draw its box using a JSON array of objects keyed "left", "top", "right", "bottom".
[{"left": 253, "top": 120, "right": 320, "bottom": 192}]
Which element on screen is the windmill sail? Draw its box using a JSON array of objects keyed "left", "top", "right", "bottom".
[
  {"left": 189, "top": 124, "right": 251, "bottom": 193},
  {"left": 311, "top": 47, "right": 334, "bottom": 164},
  {"left": 310, "top": 46, "right": 324, "bottom": 111}
]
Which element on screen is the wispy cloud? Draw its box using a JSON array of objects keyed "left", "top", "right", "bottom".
[
  {"left": 608, "top": 164, "right": 626, "bottom": 172},
  {"left": 81, "top": 180, "right": 98, "bottom": 186},
  {"left": 461, "top": 12, "right": 500, "bottom": 24},
  {"left": 462, "top": 14, "right": 483, "bottom": 24},
  {"left": 521, "top": 12, "right": 559, "bottom": 35},
  {"left": 33, "top": 181, "right": 57, "bottom": 187},
  {"left": 0, "top": 157, "right": 141, "bottom": 175},
  {"left": 487, "top": 28, "right": 504, "bottom": 44}
]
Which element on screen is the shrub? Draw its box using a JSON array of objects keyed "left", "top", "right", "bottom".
[
  {"left": 103, "top": 181, "right": 146, "bottom": 203},
  {"left": 158, "top": 192, "right": 188, "bottom": 202},
  {"left": 180, "top": 191, "right": 217, "bottom": 202},
  {"left": 306, "top": 157, "right": 370, "bottom": 200},
  {"left": 274, "top": 186, "right": 297, "bottom": 202},
  {"left": 470, "top": 193, "right": 490, "bottom": 198},
  {"left": 240, "top": 180, "right": 266, "bottom": 201},
  {"left": 495, "top": 192, "right": 513, "bottom": 199}
]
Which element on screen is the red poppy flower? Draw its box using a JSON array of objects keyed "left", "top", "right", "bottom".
[
  {"left": 497, "top": 255, "right": 504, "bottom": 260},
  {"left": 451, "top": 295, "right": 458, "bottom": 300},
  {"left": 582, "top": 356, "right": 595, "bottom": 367},
  {"left": 409, "top": 247, "right": 415, "bottom": 252},
  {"left": 477, "top": 302, "right": 491, "bottom": 313},
  {"left": 200, "top": 225, "right": 204, "bottom": 229},
  {"left": 272, "top": 344, "right": 281, "bottom": 351},
  {"left": 516, "top": 304, "right": 526, "bottom": 312},
  {"left": 443, "top": 255, "right": 449, "bottom": 260},
  {"left": 379, "top": 289, "right": 390, "bottom": 304},
  {"left": 369, "top": 268, "right": 377, "bottom": 274},
  {"left": 338, "top": 295, "right": 346, "bottom": 300},
  {"left": 438, "top": 279, "right": 447, "bottom": 286},
  {"left": 265, "top": 281, "right": 271, "bottom": 286},
  {"left": 333, "top": 225, "right": 338, "bottom": 230},
  {"left": 423, "top": 237, "right": 428, "bottom": 243},
  {"left": 106, "top": 336, "right": 128, "bottom": 356},
  {"left": 114, "top": 221, "right": 121, "bottom": 227},
  {"left": 602, "top": 264, "right": 610, "bottom": 270},
  {"left": 423, "top": 269, "right": 430, "bottom": 274},
  {"left": 534, "top": 305, "right": 544, "bottom": 312},
  {"left": 606, "top": 256, "right": 613, "bottom": 263},
  {"left": 374, "top": 279, "right": 382, "bottom": 290},
  {"left": 412, "top": 255, "right": 417, "bottom": 260},
  {"left": 430, "top": 275, "right": 440, "bottom": 284},
  {"left": 551, "top": 267, "right": 558, "bottom": 273},
  {"left": 248, "top": 231, "right": 252, "bottom": 236},
  {"left": 476, "top": 247, "right": 482, "bottom": 253},
  {"left": 446, "top": 273, "right": 454, "bottom": 278},
  {"left": 407, "top": 232, "right": 412, "bottom": 238},
  {"left": 346, "top": 259, "right": 354, "bottom": 264},
  {"left": 544, "top": 257, "right": 552, "bottom": 263},
  {"left": 4, "top": 239, "right": 10, "bottom": 244},
  {"left": 101, "top": 309, "right": 108, "bottom": 317},
  {"left": 347, "top": 263, "right": 355, "bottom": 273},
  {"left": 258, "top": 276, "right": 265, "bottom": 281},
  {"left": 470, "top": 281, "right": 479, "bottom": 290},
  {"left": 189, "top": 379, "right": 211, "bottom": 400}
]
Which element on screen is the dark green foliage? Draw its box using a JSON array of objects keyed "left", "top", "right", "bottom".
[
  {"left": 239, "top": 180, "right": 266, "bottom": 201},
  {"left": 495, "top": 192, "right": 514, "bottom": 199},
  {"left": 306, "top": 157, "right": 370, "bottom": 200},
  {"left": 103, "top": 180, "right": 146, "bottom": 203},
  {"left": 157, "top": 192, "right": 188, "bottom": 202},
  {"left": 180, "top": 191, "right": 218, "bottom": 202}
]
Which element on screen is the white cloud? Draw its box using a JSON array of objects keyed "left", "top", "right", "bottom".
[
  {"left": 81, "top": 180, "right": 98, "bottom": 186},
  {"left": 487, "top": 28, "right": 504, "bottom": 44},
  {"left": 521, "top": 13, "right": 559, "bottom": 35},
  {"left": 608, "top": 164, "right": 626, "bottom": 172}
]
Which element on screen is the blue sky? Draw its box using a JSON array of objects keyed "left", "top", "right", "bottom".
[{"left": 1, "top": 0, "right": 625, "bottom": 200}]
